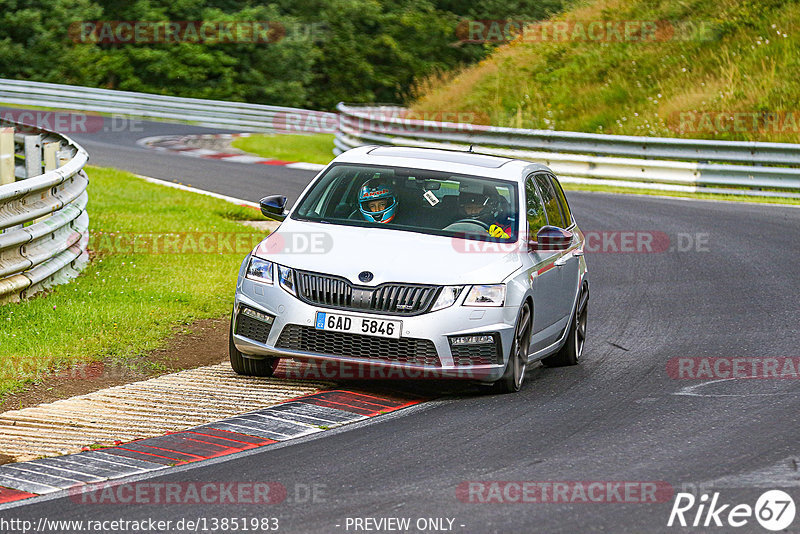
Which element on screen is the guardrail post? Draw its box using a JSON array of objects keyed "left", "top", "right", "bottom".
[
  {"left": 43, "top": 141, "right": 60, "bottom": 172},
  {"left": 34, "top": 141, "right": 63, "bottom": 224},
  {"left": 24, "top": 134, "right": 42, "bottom": 178},
  {"left": 0, "top": 127, "right": 14, "bottom": 185},
  {"left": 57, "top": 148, "right": 72, "bottom": 167}
]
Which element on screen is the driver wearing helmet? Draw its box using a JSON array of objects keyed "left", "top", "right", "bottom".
[
  {"left": 358, "top": 179, "right": 398, "bottom": 223},
  {"left": 459, "top": 191, "right": 512, "bottom": 239},
  {"left": 459, "top": 192, "right": 494, "bottom": 221}
]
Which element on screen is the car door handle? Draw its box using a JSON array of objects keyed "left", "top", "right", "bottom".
[
  {"left": 554, "top": 256, "right": 568, "bottom": 266},
  {"left": 573, "top": 249, "right": 584, "bottom": 257}
]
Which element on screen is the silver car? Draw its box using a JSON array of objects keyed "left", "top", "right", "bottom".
[{"left": 230, "top": 146, "right": 588, "bottom": 393}]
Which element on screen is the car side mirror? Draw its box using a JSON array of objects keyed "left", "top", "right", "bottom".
[
  {"left": 531, "top": 225, "right": 573, "bottom": 252},
  {"left": 259, "top": 195, "right": 288, "bottom": 221}
]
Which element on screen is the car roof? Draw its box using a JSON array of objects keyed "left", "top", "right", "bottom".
[{"left": 332, "top": 146, "right": 551, "bottom": 181}]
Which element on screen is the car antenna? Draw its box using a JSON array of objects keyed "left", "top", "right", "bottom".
[{"left": 468, "top": 144, "right": 474, "bottom": 153}]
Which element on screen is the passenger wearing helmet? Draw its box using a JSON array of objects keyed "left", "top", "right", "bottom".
[{"left": 358, "top": 179, "right": 398, "bottom": 223}]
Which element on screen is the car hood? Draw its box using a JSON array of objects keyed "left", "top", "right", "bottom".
[{"left": 253, "top": 219, "right": 523, "bottom": 286}]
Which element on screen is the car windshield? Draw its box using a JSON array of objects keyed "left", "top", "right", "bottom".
[{"left": 292, "top": 163, "right": 519, "bottom": 241}]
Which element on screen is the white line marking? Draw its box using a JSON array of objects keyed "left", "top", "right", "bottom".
[
  {"left": 248, "top": 412, "right": 324, "bottom": 429},
  {"left": 90, "top": 452, "right": 167, "bottom": 471},
  {"left": 674, "top": 378, "right": 800, "bottom": 397},
  {"left": 208, "top": 421, "right": 292, "bottom": 439},
  {"left": 176, "top": 148, "right": 219, "bottom": 157},
  {"left": 285, "top": 162, "right": 326, "bottom": 171},
  {"left": 219, "top": 154, "right": 271, "bottom": 164},
  {"left": 135, "top": 135, "right": 173, "bottom": 147},
  {"left": 0, "top": 472, "right": 62, "bottom": 493},
  {"left": 134, "top": 174, "right": 258, "bottom": 208}
]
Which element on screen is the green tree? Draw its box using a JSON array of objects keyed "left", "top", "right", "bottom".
[{"left": 0, "top": 0, "right": 566, "bottom": 109}]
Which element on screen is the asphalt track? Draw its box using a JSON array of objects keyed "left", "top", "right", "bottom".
[{"left": 3, "top": 114, "right": 800, "bottom": 533}]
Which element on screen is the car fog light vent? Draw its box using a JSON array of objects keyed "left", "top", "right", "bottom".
[
  {"left": 241, "top": 306, "right": 274, "bottom": 324},
  {"left": 451, "top": 335, "right": 494, "bottom": 345}
]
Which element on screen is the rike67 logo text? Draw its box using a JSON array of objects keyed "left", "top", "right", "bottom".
[{"left": 668, "top": 490, "right": 795, "bottom": 531}]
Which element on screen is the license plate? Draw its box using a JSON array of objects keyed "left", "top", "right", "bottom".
[{"left": 315, "top": 312, "right": 402, "bottom": 339}]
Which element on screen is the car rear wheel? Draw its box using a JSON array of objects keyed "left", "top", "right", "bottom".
[
  {"left": 542, "top": 286, "right": 588, "bottom": 367},
  {"left": 229, "top": 317, "right": 280, "bottom": 377},
  {"left": 494, "top": 302, "right": 532, "bottom": 393}
]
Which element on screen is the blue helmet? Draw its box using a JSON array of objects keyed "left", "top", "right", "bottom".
[{"left": 358, "top": 179, "right": 397, "bottom": 223}]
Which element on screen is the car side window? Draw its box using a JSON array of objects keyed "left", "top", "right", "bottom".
[
  {"left": 525, "top": 176, "right": 548, "bottom": 237},
  {"left": 534, "top": 173, "right": 565, "bottom": 229},
  {"left": 550, "top": 174, "right": 572, "bottom": 227}
]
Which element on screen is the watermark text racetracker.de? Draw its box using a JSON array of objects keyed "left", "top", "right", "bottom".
[
  {"left": 667, "top": 357, "right": 800, "bottom": 379},
  {"left": 271, "top": 109, "right": 488, "bottom": 135},
  {"left": 457, "top": 481, "right": 674, "bottom": 503},
  {"left": 67, "top": 480, "right": 325, "bottom": 505},
  {"left": 669, "top": 111, "right": 800, "bottom": 135},
  {"left": 0, "top": 360, "right": 123, "bottom": 383},
  {"left": 456, "top": 19, "right": 718, "bottom": 43},
  {"left": 69, "top": 481, "right": 285, "bottom": 505},
  {"left": 0, "top": 110, "right": 143, "bottom": 135},
  {"left": 452, "top": 231, "right": 709, "bottom": 254},
  {"left": 88, "top": 230, "right": 333, "bottom": 255},
  {"left": 0, "top": 516, "right": 280, "bottom": 533},
  {"left": 280, "top": 360, "right": 496, "bottom": 381},
  {"left": 69, "top": 20, "right": 326, "bottom": 44},
  {"left": 581, "top": 231, "right": 709, "bottom": 253}
]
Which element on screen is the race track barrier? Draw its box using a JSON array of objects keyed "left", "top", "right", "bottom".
[
  {"left": 0, "top": 120, "right": 89, "bottom": 303},
  {"left": 335, "top": 104, "right": 800, "bottom": 199},
  {"left": 0, "top": 78, "right": 337, "bottom": 134}
]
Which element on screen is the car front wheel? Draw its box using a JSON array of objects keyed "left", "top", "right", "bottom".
[
  {"left": 229, "top": 317, "right": 280, "bottom": 377},
  {"left": 494, "top": 302, "right": 532, "bottom": 394}
]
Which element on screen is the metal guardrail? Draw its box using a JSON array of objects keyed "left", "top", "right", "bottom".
[
  {"left": 335, "top": 104, "right": 800, "bottom": 198},
  {"left": 0, "top": 78, "right": 338, "bottom": 133},
  {"left": 0, "top": 120, "right": 89, "bottom": 304}
]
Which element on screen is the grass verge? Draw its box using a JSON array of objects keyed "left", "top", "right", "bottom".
[
  {"left": 0, "top": 166, "right": 266, "bottom": 399},
  {"left": 412, "top": 0, "right": 800, "bottom": 144},
  {"left": 231, "top": 133, "right": 335, "bottom": 165}
]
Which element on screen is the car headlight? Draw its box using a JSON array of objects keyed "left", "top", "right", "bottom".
[
  {"left": 463, "top": 284, "right": 505, "bottom": 307},
  {"left": 431, "top": 286, "right": 464, "bottom": 312},
  {"left": 246, "top": 256, "right": 274, "bottom": 284},
  {"left": 278, "top": 265, "right": 296, "bottom": 295}
]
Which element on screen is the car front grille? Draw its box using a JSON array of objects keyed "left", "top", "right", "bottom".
[
  {"left": 276, "top": 324, "right": 441, "bottom": 366},
  {"left": 294, "top": 270, "right": 439, "bottom": 316},
  {"left": 235, "top": 312, "right": 273, "bottom": 344},
  {"left": 450, "top": 336, "right": 503, "bottom": 366}
]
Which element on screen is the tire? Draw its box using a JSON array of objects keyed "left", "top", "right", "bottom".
[
  {"left": 229, "top": 317, "right": 280, "bottom": 377},
  {"left": 494, "top": 302, "right": 532, "bottom": 393},
  {"left": 542, "top": 286, "right": 588, "bottom": 368}
]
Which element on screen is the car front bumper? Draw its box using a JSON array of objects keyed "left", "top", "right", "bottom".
[{"left": 232, "top": 277, "right": 518, "bottom": 382}]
